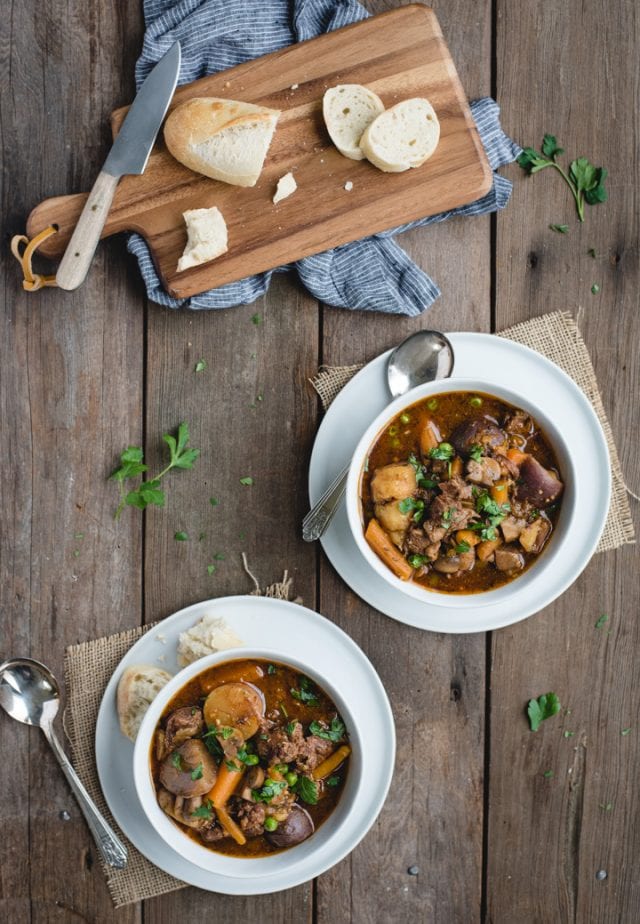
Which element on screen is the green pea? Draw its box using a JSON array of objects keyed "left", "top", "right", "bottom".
[
  {"left": 469, "top": 396, "right": 483, "bottom": 407},
  {"left": 275, "top": 763, "right": 289, "bottom": 774},
  {"left": 388, "top": 425, "right": 398, "bottom": 436},
  {"left": 243, "top": 754, "right": 259, "bottom": 766},
  {"left": 427, "top": 399, "right": 438, "bottom": 410},
  {"left": 400, "top": 413, "right": 410, "bottom": 424},
  {"left": 390, "top": 438, "right": 401, "bottom": 449},
  {"left": 264, "top": 816, "right": 278, "bottom": 832},
  {"left": 285, "top": 771, "right": 298, "bottom": 787}
]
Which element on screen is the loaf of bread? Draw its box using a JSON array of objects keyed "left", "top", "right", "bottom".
[
  {"left": 117, "top": 664, "right": 172, "bottom": 741},
  {"left": 177, "top": 613, "right": 244, "bottom": 667},
  {"left": 164, "top": 97, "right": 280, "bottom": 187},
  {"left": 322, "top": 84, "right": 385, "bottom": 161},
  {"left": 359, "top": 98, "right": 440, "bottom": 172},
  {"left": 177, "top": 206, "right": 228, "bottom": 273}
]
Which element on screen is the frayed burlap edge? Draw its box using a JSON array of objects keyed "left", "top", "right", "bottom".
[
  {"left": 63, "top": 564, "right": 297, "bottom": 907},
  {"left": 310, "top": 310, "right": 634, "bottom": 553}
]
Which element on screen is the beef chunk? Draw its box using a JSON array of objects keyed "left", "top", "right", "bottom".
[
  {"left": 235, "top": 800, "right": 266, "bottom": 837},
  {"left": 504, "top": 410, "right": 535, "bottom": 440},
  {"left": 500, "top": 515, "right": 527, "bottom": 543},
  {"left": 164, "top": 706, "right": 204, "bottom": 752},
  {"left": 295, "top": 735, "right": 334, "bottom": 773},
  {"left": 257, "top": 719, "right": 306, "bottom": 765},
  {"left": 200, "top": 824, "right": 229, "bottom": 843}
]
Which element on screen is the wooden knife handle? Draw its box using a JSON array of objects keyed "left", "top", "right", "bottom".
[{"left": 56, "top": 171, "right": 120, "bottom": 290}]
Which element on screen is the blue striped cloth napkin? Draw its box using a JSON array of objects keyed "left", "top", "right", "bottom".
[{"left": 131, "top": 0, "right": 521, "bottom": 315}]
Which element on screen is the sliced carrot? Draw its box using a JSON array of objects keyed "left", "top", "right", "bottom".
[
  {"left": 477, "top": 537, "right": 503, "bottom": 562},
  {"left": 490, "top": 482, "right": 509, "bottom": 506},
  {"left": 456, "top": 529, "right": 480, "bottom": 547},
  {"left": 450, "top": 457, "right": 463, "bottom": 477},
  {"left": 312, "top": 745, "right": 352, "bottom": 781},
  {"left": 215, "top": 805, "right": 246, "bottom": 846},
  {"left": 207, "top": 760, "right": 245, "bottom": 809},
  {"left": 506, "top": 448, "right": 529, "bottom": 466},
  {"left": 365, "top": 519, "right": 413, "bottom": 581}
]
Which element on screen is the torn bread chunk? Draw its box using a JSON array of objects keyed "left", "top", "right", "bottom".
[
  {"left": 177, "top": 613, "right": 244, "bottom": 667},
  {"left": 273, "top": 172, "right": 297, "bottom": 204},
  {"left": 176, "top": 207, "right": 228, "bottom": 273}
]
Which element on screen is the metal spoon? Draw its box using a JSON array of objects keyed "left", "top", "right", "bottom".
[
  {"left": 0, "top": 657, "right": 128, "bottom": 869},
  {"left": 302, "top": 329, "right": 454, "bottom": 541}
]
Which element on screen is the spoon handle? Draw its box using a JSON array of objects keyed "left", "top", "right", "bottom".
[
  {"left": 43, "top": 724, "right": 128, "bottom": 869},
  {"left": 302, "top": 464, "right": 349, "bottom": 541}
]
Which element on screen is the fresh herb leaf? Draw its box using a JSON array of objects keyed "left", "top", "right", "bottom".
[
  {"left": 587, "top": 247, "right": 597, "bottom": 258},
  {"left": 591, "top": 283, "right": 600, "bottom": 294},
  {"left": 209, "top": 497, "right": 219, "bottom": 506},
  {"left": 564, "top": 730, "right": 575, "bottom": 738},
  {"left": 441, "top": 506, "right": 454, "bottom": 527},
  {"left": 194, "top": 359, "right": 207, "bottom": 373},
  {"left": 621, "top": 728, "right": 632, "bottom": 736},
  {"left": 213, "top": 552, "right": 225, "bottom": 561},
  {"left": 267, "top": 664, "right": 277, "bottom": 675},
  {"left": 407, "top": 453, "right": 438, "bottom": 489},
  {"left": 202, "top": 729, "right": 224, "bottom": 757},
  {"left": 171, "top": 752, "right": 183, "bottom": 770},
  {"left": 600, "top": 802, "right": 613, "bottom": 812},
  {"left": 225, "top": 760, "right": 241, "bottom": 772},
  {"left": 239, "top": 476, "right": 254, "bottom": 486},
  {"left": 218, "top": 726, "right": 236, "bottom": 740},
  {"left": 326, "top": 775, "right": 341, "bottom": 787},
  {"left": 207, "top": 564, "right": 216, "bottom": 575},
  {"left": 528, "top": 692, "right": 561, "bottom": 732},
  {"left": 252, "top": 780, "right": 288, "bottom": 803},
  {"left": 110, "top": 423, "right": 199, "bottom": 518},
  {"left": 174, "top": 531, "right": 188, "bottom": 542},
  {"left": 286, "top": 720, "right": 298, "bottom": 736},
  {"left": 455, "top": 541, "right": 471, "bottom": 553},
  {"left": 549, "top": 224, "right": 569, "bottom": 234},
  {"left": 408, "top": 554, "right": 427, "bottom": 569},
  {"left": 469, "top": 444, "right": 483, "bottom": 462},
  {"left": 518, "top": 136, "right": 607, "bottom": 222},
  {"left": 309, "top": 717, "right": 345, "bottom": 743},
  {"left": 543, "top": 769, "right": 554, "bottom": 779},
  {"left": 294, "top": 775, "right": 319, "bottom": 805},
  {"left": 429, "top": 442, "right": 455, "bottom": 461},
  {"left": 279, "top": 702, "right": 289, "bottom": 718},
  {"left": 190, "top": 762, "right": 204, "bottom": 781},
  {"left": 290, "top": 676, "right": 319, "bottom": 706},
  {"left": 595, "top": 614, "right": 608, "bottom": 629},
  {"left": 251, "top": 313, "right": 262, "bottom": 325},
  {"left": 191, "top": 800, "right": 213, "bottom": 819}
]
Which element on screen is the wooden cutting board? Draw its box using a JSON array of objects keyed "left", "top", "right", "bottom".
[{"left": 27, "top": 4, "right": 492, "bottom": 300}]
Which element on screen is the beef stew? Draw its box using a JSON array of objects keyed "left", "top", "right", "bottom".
[
  {"left": 150, "top": 658, "right": 350, "bottom": 857},
  {"left": 360, "top": 391, "right": 564, "bottom": 594}
]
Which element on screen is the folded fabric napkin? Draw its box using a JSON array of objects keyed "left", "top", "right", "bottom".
[{"left": 131, "top": 0, "right": 521, "bottom": 314}]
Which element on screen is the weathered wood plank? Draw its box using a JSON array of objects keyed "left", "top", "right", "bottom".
[
  {"left": 142, "top": 274, "right": 319, "bottom": 918},
  {"left": 317, "top": 2, "right": 492, "bottom": 921},
  {"left": 487, "top": 0, "right": 640, "bottom": 920},
  {"left": 0, "top": 0, "right": 144, "bottom": 921}
]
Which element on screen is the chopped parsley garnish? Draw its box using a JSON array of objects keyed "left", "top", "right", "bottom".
[
  {"left": 398, "top": 496, "right": 425, "bottom": 523},
  {"left": 468, "top": 444, "right": 483, "bottom": 462},
  {"left": 429, "top": 442, "right": 455, "bottom": 461},
  {"left": 455, "top": 540, "right": 471, "bottom": 553},
  {"left": 279, "top": 702, "right": 289, "bottom": 718},
  {"left": 239, "top": 476, "right": 254, "bottom": 486},
  {"left": 621, "top": 728, "right": 632, "bottom": 736},
  {"left": 209, "top": 497, "right": 219, "bottom": 506},
  {"left": 528, "top": 692, "right": 561, "bottom": 732},
  {"left": 174, "top": 531, "right": 189, "bottom": 541},
  {"left": 543, "top": 769, "right": 554, "bottom": 779},
  {"left": 294, "top": 775, "right": 319, "bottom": 805},
  {"left": 441, "top": 506, "right": 455, "bottom": 527},
  {"left": 218, "top": 726, "right": 236, "bottom": 740},
  {"left": 267, "top": 664, "right": 277, "bottom": 675},
  {"left": 549, "top": 224, "right": 569, "bottom": 234},
  {"left": 191, "top": 800, "right": 213, "bottom": 820},
  {"left": 408, "top": 554, "right": 427, "bottom": 569},
  {"left": 190, "top": 762, "right": 204, "bottom": 781},
  {"left": 290, "top": 676, "right": 319, "bottom": 706},
  {"left": 595, "top": 614, "right": 608, "bottom": 629},
  {"left": 252, "top": 780, "right": 288, "bottom": 803},
  {"left": 171, "top": 752, "right": 183, "bottom": 770},
  {"left": 194, "top": 359, "right": 207, "bottom": 373},
  {"left": 251, "top": 313, "right": 262, "bottom": 325},
  {"left": 202, "top": 729, "right": 223, "bottom": 757},
  {"left": 591, "top": 283, "right": 600, "bottom": 295},
  {"left": 286, "top": 720, "right": 298, "bottom": 736},
  {"left": 237, "top": 747, "right": 259, "bottom": 766},
  {"left": 470, "top": 522, "right": 498, "bottom": 541},
  {"left": 225, "top": 760, "right": 241, "bottom": 772},
  {"left": 563, "top": 731, "right": 575, "bottom": 739},
  {"left": 326, "top": 775, "right": 341, "bottom": 787},
  {"left": 407, "top": 453, "right": 438, "bottom": 489},
  {"left": 207, "top": 564, "right": 216, "bottom": 575},
  {"left": 309, "top": 717, "right": 345, "bottom": 742}
]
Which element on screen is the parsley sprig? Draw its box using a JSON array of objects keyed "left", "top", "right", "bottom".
[
  {"left": 518, "top": 135, "right": 607, "bottom": 222},
  {"left": 528, "top": 692, "right": 561, "bottom": 732},
  {"left": 110, "top": 422, "right": 199, "bottom": 518},
  {"left": 309, "top": 717, "right": 345, "bottom": 742}
]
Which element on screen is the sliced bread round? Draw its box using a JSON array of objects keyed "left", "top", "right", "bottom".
[
  {"left": 164, "top": 97, "right": 280, "bottom": 187},
  {"left": 359, "top": 98, "right": 440, "bottom": 173},
  {"left": 323, "top": 84, "right": 385, "bottom": 161},
  {"left": 116, "top": 664, "right": 172, "bottom": 741}
]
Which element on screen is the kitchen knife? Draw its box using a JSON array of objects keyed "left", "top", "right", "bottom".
[{"left": 56, "top": 41, "right": 181, "bottom": 291}]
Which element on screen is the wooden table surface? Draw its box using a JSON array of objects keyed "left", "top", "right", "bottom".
[{"left": 1, "top": 1, "right": 638, "bottom": 921}]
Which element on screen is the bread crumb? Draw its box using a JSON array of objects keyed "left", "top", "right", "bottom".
[
  {"left": 224, "top": 81, "right": 231, "bottom": 88},
  {"left": 155, "top": 633, "right": 167, "bottom": 643},
  {"left": 157, "top": 654, "right": 166, "bottom": 663},
  {"left": 273, "top": 172, "right": 298, "bottom": 204},
  {"left": 290, "top": 83, "right": 299, "bottom": 90},
  {"left": 344, "top": 181, "right": 354, "bottom": 191}
]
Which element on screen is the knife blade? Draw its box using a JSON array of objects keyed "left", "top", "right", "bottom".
[{"left": 56, "top": 41, "right": 181, "bottom": 291}]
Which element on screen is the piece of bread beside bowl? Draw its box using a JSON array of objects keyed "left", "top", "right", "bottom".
[
  {"left": 346, "top": 378, "right": 577, "bottom": 611},
  {"left": 133, "top": 648, "right": 361, "bottom": 879}
]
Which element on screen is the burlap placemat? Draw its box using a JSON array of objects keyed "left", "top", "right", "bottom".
[
  {"left": 310, "top": 310, "right": 635, "bottom": 553},
  {"left": 63, "top": 567, "right": 296, "bottom": 908}
]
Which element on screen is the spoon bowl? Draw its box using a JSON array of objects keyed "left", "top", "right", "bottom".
[{"left": 302, "top": 329, "right": 454, "bottom": 541}]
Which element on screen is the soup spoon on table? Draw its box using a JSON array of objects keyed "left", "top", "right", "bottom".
[
  {"left": 0, "top": 656, "right": 128, "bottom": 868},
  {"left": 302, "top": 329, "right": 455, "bottom": 542}
]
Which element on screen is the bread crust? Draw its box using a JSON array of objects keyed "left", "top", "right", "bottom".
[{"left": 117, "top": 664, "right": 172, "bottom": 741}]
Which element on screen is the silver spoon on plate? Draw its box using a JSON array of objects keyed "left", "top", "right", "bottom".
[
  {"left": 0, "top": 656, "right": 128, "bottom": 868},
  {"left": 302, "top": 329, "right": 454, "bottom": 542}
]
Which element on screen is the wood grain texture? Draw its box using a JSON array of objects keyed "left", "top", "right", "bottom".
[
  {"left": 316, "top": 2, "right": 491, "bottom": 920},
  {"left": 25, "top": 5, "right": 492, "bottom": 300},
  {"left": 486, "top": 0, "right": 640, "bottom": 921}
]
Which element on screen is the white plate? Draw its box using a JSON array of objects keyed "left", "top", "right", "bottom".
[
  {"left": 309, "top": 332, "right": 611, "bottom": 633},
  {"left": 95, "top": 596, "right": 395, "bottom": 894}
]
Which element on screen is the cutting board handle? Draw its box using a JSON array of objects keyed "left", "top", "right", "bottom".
[{"left": 56, "top": 171, "right": 120, "bottom": 290}]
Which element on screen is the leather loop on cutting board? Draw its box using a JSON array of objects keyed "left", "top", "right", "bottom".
[{"left": 10, "top": 226, "right": 59, "bottom": 291}]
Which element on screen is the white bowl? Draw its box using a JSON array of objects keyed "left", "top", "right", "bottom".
[
  {"left": 345, "top": 378, "right": 577, "bottom": 610},
  {"left": 133, "top": 647, "right": 363, "bottom": 880}
]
